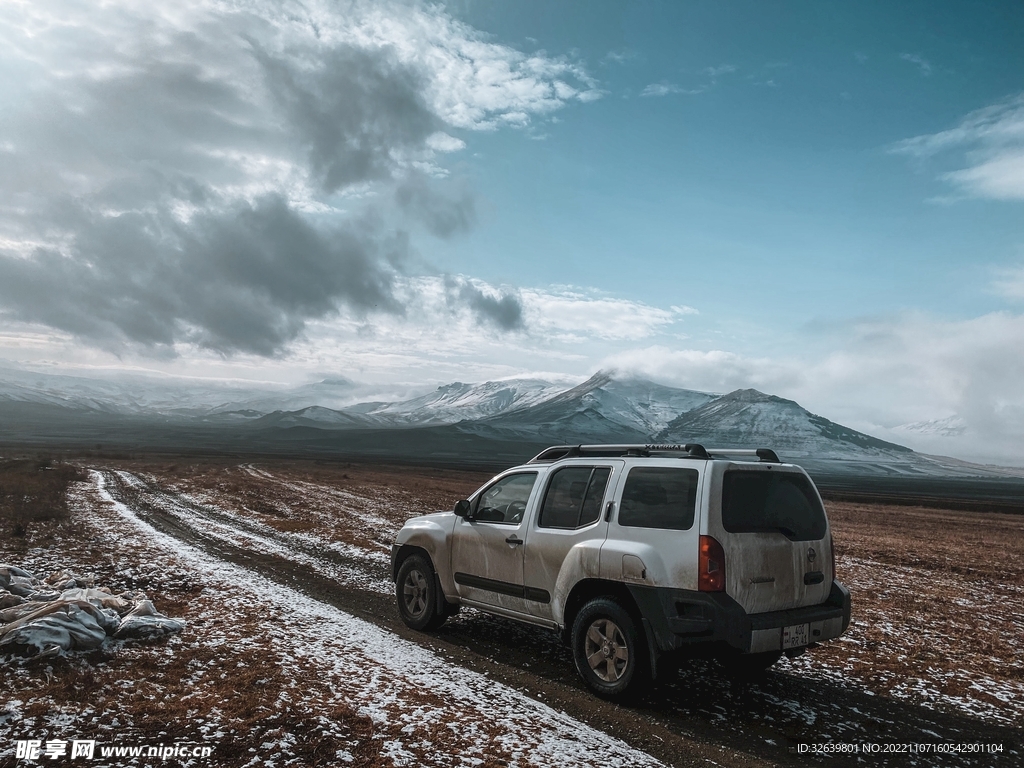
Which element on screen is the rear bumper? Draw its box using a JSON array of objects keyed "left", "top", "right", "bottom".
[{"left": 627, "top": 579, "right": 852, "bottom": 654}]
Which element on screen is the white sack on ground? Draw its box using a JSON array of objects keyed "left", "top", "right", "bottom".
[
  {"left": 114, "top": 599, "right": 186, "bottom": 640},
  {"left": 0, "top": 565, "right": 35, "bottom": 587},
  {"left": 0, "top": 600, "right": 120, "bottom": 655},
  {"left": 0, "top": 565, "right": 184, "bottom": 656},
  {"left": 60, "top": 587, "right": 135, "bottom": 613}
]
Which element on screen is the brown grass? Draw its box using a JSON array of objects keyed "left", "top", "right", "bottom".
[
  {"left": 4, "top": 458, "right": 1022, "bottom": 768},
  {"left": 0, "top": 458, "right": 87, "bottom": 536},
  {"left": 803, "top": 499, "right": 1024, "bottom": 717}
]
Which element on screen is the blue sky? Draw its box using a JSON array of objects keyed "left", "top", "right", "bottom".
[
  {"left": 0, "top": 0, "right": 1022, "bottom": 463},
  {"left": 432, "top": 1, "right": 1024, "bottom": 346}
]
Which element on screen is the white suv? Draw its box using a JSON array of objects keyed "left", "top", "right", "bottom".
[{"left": 391, "top": 444, "right": 851, "bottom": 698}]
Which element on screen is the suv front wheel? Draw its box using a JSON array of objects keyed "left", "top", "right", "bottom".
[
  {"left": 396, "top": 554, "right": 447, "bottom": 631},
  {"left": 571, "top": 598, "right": 647, "bottom": 699}
]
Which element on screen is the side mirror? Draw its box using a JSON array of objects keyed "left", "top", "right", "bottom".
[{"left": 453, "top": 499, "right": 472, "bottom": 518}]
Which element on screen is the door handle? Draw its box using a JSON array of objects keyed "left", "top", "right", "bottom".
[
  {"left": 505, "top": 536, "right": 523, "bottom": 546},
  {"left": 605, "top": 501, "right": 615, "bottom": 522}
]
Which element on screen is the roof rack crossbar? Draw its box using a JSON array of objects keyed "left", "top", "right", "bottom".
[
  {"left": 705, "top": 447, "right": 782, "bottom": 463},
  {"left": 528, "top": 444, "right": 782, "bottom": 464}
]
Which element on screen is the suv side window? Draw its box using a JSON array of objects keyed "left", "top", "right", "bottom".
[
  {"left": 473, "top": 472, "right": 537, "bottom": 524},
  {"left": 618, "top": 467, "right": 698, "bottom": 530},
  {"left": 539, "top": 466, "right": 611, "bottom": 529}
]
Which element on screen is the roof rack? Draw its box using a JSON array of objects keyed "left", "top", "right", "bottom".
[
  {"left": 528, "top": 444, "right": 781, "bottom": 464},
  {"left": 706, "top": 447, "right": 782, "bottom": 464}
]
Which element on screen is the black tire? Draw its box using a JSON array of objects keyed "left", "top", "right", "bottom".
[
  {"left": 396, "top": 555, "right": 446, "bottom": 631},
  {"left": 571, "top": 597, "right": 648, "bottom": 700},
  {"left": 723, "top": 650, "right": 782, "bottom": 679}
]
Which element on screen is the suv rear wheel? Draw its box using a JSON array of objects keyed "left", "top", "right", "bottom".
[
  {"left": 571, "top": 597, "right": 647, "bottom": 699},
  {"left": 396, "top": 555, "right": 447, "bottom": 631}
]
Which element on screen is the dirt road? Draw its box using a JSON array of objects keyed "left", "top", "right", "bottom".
[{"left": 87, "top": 463, "right": 1021, "bottom": 768}]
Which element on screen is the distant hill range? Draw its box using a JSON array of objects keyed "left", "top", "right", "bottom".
[{"left": 1, "top": 366, "right": 1022, "bottom": 481}]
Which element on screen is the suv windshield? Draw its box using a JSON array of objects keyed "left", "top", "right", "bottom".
[{"left": 721, "top": 470, "right": 827, "bottom": 541}]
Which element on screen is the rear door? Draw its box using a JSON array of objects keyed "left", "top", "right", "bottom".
[
  {"left": 603, "top": 461, "right": 704, "bottom": 589},
  {"left": 524, "top": 460, "right": 624, "bottom": 621},
  {"left": 705, "top": 463, "right": 832, "bottom": 614}
]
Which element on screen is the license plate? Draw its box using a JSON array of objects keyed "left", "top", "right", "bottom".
[{"left": 782, "top": 623, "right": 809, "bottom": 649}]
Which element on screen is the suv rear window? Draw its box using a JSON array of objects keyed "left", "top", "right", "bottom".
[
  {"left": 618, "top": 467, "right": 698, "bottom": 530},
  {"left": 721, "top": 470, "right": 827, "bottom": 541}
]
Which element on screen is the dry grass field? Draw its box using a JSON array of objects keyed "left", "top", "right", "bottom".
[
  {"left": 1, "top": 457, "right": 1021, "bottom": 767},
  {"left": 804, "top": 500, "right": 1024, "bottom": 722}
]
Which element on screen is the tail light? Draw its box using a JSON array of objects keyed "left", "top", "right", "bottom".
[
  {"left": 829, "top": 533, "right": 836, "bottom": 580},
  {"left": 698, "top": 535, "right": 726, "bottom": 592}
]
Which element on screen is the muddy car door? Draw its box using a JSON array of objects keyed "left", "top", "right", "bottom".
[
  {"left": 602, "top": 461, "right": 704, "bottom": 589},
  {"left": 524, "top": 461, "right": 624, "bottom": 622},
  {"left": 450, "top": 471, "right": 541, "bottom": 618}
]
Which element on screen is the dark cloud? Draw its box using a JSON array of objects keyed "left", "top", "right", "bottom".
[
  {"left": 255, "top": 44, "right": 440, "bottom": 193},
  {"left": 0, "top": 17, "right": 455, "bottom": 355},
  {"left": 0, "top": 1, "right": 595, "bottom": 356},
  {"left": 0, "top": 196, "right": 400, "bottom": 356},
  {"left": 446, "top": 277, "right": 524, "bottom": 331},
  {"left": 395, "top": 175, "right": 476, "bottom": 238}
]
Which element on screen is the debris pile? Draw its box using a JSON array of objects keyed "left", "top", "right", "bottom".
[{"left": 0, "top": 565, "right": 185, "bottom": 657}]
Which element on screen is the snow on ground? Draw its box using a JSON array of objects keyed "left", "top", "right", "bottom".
[
  {"left": 110, "top": 470, "right": 392, "bottom": 594},
  {"left": 83, "top": 470, "right": 664, "bottom": 767},
  {"left": 113, "top": 463, "right": 1024, "bottom": 731},
  {"left": 788, "top": 555, "right": 1024, "bottom": 726}
]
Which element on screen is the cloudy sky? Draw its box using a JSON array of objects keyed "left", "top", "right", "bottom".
[{"left": 1, "top": 0, "right": 1023, "bottom": 464}]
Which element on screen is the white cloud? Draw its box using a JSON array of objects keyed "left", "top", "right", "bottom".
[
  {"left": 603, "top": 50, "right": 635, "bottom": 65},
  {"left": 704, "top": 64, "right": 737, "bottom": 77},
  {"left": 600, "top": 346, "right": 796, "bottom": 394},
  {"left": 943, "top": 152, "right": 1024, "bottom": 200},
  {"left": 521, "top": 287, "right": 684, "bottom": 341},
  {"left": 817, "top": 312, "right": 1024, "bottom": 465},
  {"left": 891, "top": 92, "right": 1024, "bottom": 200},
  {"left": 640, "top": 64, "right": 734, "bottom": 98},
  {"left": 0, "top": 277, "right": 699, "bottom": 386},
  {"left": 640, "top": 83, "right": 678, "bottom": 98},
  {"left": 425, "top": 132, "right": 466, "bottom": 153},
  {"left": 640, "top": 82, "right": 706, "bottom": 98},
  {"left": 993, "top": 264, "right": 1024, "bottom": 300},
  {"left": 670, "top": 305, "right": 699, "bottom": 316},
  {"left": 899, "top": 53, "right": 932, "bottom": 76}
]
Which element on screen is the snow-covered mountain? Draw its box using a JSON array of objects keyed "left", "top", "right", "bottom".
[
  {"left": 364, "top": 378, "right": 566, "bottom": 424},
  {"left": 0, "top": 365, "right": 909, "bottom": 460},
  {"left": 656, "top": 389, "right": 912, "bottom": 460},
  {"left": 0, "top": 363, "right": 973, "bottom": 472},
  {"left": 0, "top": 366, "right": 401, "bottom": 417},
  {"left": 243, "top": 405, "right": 377, "bottom": 430},
  {"left": 0, "top": 365, "right": 260, "bottom": 415},
  {"left": 893, "top": 415, "right": 967, "bottom": 438},
  {"left": 463, "top": 371, "right": 717, "bottom": 442}
]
